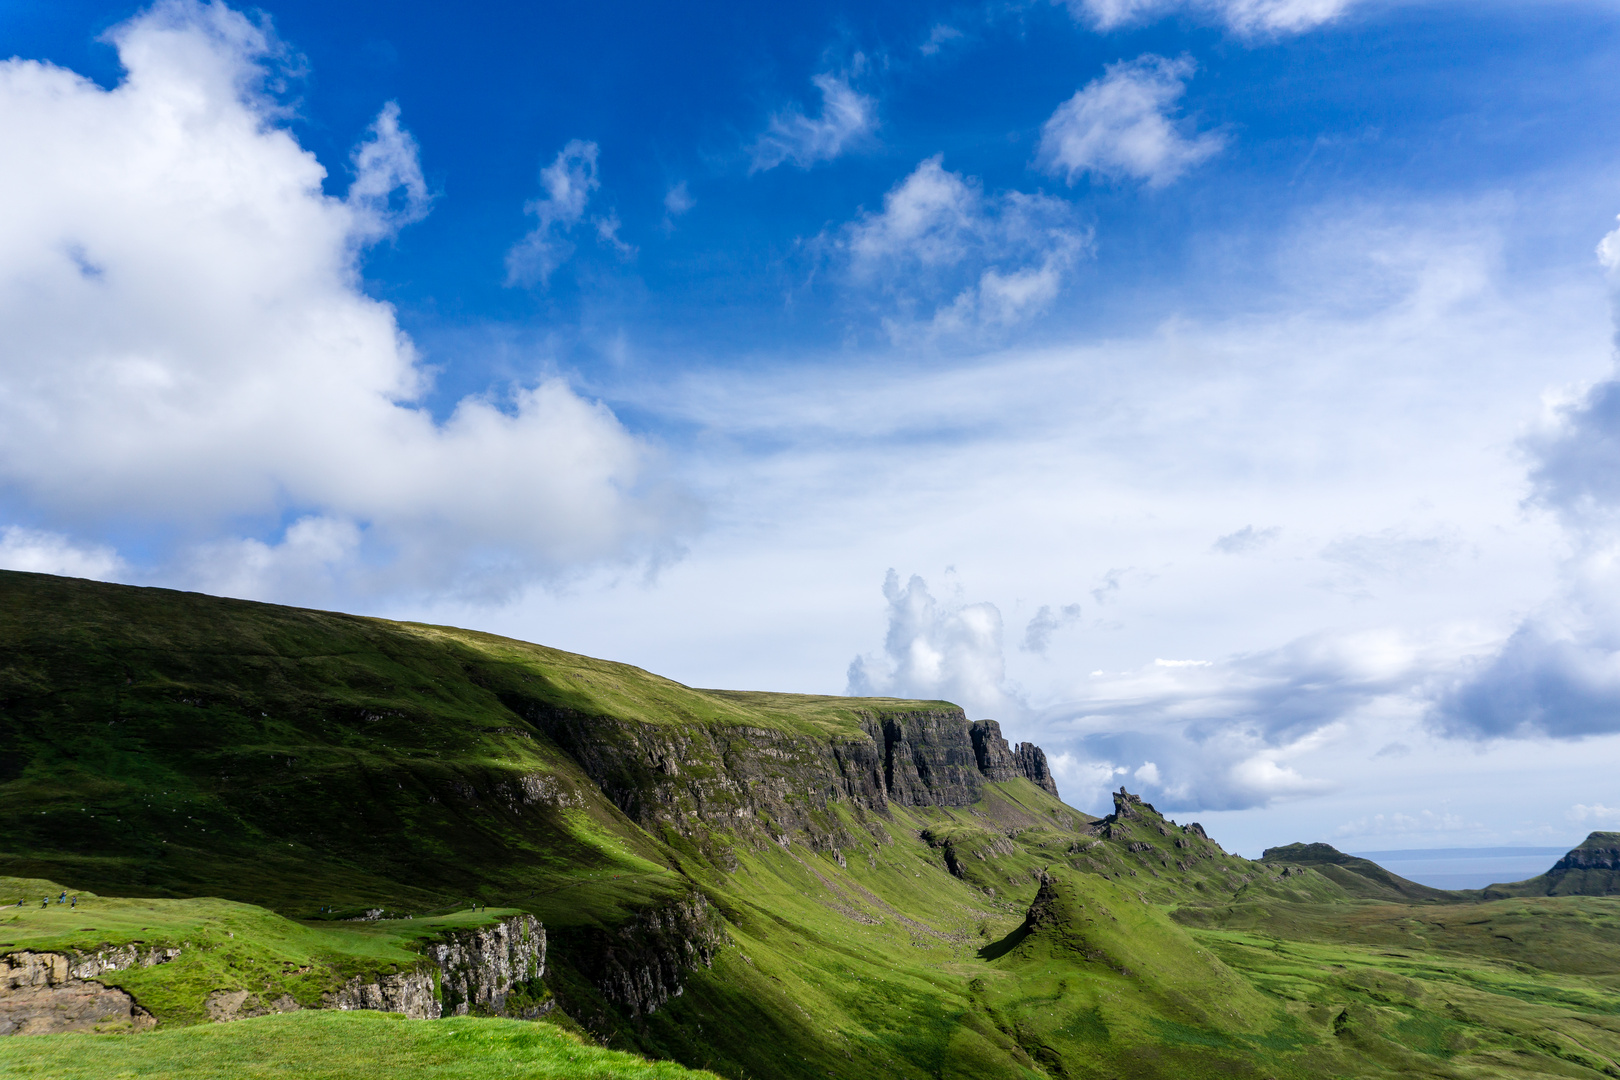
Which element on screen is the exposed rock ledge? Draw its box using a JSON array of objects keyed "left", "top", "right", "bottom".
[
  {"left": 0, "top": 945, "right": 179, "bottom": 1035},
  {"left": 319, "top": 914, "right": 549, "bottom": 1022}
]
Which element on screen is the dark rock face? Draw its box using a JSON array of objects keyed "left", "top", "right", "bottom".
[
  {"left": 970, "top": 720, "right": 1020, "bottom": 781},
  {"left": 580, "top": 892, "right": 727, "bottom": 1017},
  {"left": 1552, "top": 834, "right": 1620, "bottom": 872},
  {"left": 1013, "top": 742, "right": 1060, "bottom": 798},
  {"left": 971, "top": 721, "right": 1062, "bottom": 797},
  {"left": 880, "top": 712, "right": 985, "bottom": 807},
  {"left": 527, "top": 704, "right": 1065, "bottom": 846}
]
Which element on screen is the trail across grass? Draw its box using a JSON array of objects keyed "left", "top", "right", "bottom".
[{"left": 0, "top": 1011, "right": 721, "bottom": 1080}]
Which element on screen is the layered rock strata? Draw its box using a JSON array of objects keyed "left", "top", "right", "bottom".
[
  {"left": 0, "top": 945, "right": 178, "bottom": 1035},
  {"left": 528, "top": 705, "right": 1063, "bottom": 845},
  {"left": 579, "top": 892, "right": 727, "bottom": 1017}
]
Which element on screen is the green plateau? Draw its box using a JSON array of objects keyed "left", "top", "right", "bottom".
[{"left": 2, "top": 569, "right": 1618, "bottom": 1079}]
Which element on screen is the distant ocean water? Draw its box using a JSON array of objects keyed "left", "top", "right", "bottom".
[{"left": 1348, "top": 847, "right": 1572, "bottom": 890}]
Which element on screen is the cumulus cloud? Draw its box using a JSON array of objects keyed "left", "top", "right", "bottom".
[
  {"left": 0, "top": 0, "right": 684, "bottom": 603},
  {"left": 1023, "top": 603, "right": 1082, "bottom": 653},
  {"left": 1062, "top": 0, "right": 1356, "bottom": 35},
  {"left": 1432, "top": 211, "right": 1620, "bottom": 739},
  {"left": 1037, "top": 55, "right": 1223, "bottom": 189},
  {"left": 837, "top": 155, "right": 1089, "bottom": 333},
  {"left": 847, "top": 570, "right": 1021, "bottom": 720},
  {"left": 505, "top": 139, "right": 634, "bottom": 286},
  {"left": 750, "top": 67, "right": 877, "bottom": 172},
  {"left": 0, "top": 527, "right": 125, "bottom": 581}
]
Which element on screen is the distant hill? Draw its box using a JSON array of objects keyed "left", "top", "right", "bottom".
[
  {"left": 1482, "top": 832, "right": 1620, "bottom": 898},
  {"left": 1258, "top": 842, "right": 1460, "bottom": 902}
]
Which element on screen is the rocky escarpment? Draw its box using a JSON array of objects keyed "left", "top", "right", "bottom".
[
  {"left": 527, "top": 704, "right": 1063, "bottom": 847},
  {"left": 427, "top": 913, "right": 547, "bottom": 1018},
  {"left": 0, "top": 944, "right": 178, "bottom": 1035},
  {"left": 570, "top": 892, "right": 727, "bottom": 1018},
  {"left": 970, "top": 720, "right": 1061, "bottom": 798},
  {"left": 323, "top": 969, "right": 441, "bottom": 1020},
  {"left": 322, "top": 914, "right": 549, "bottom": 1022},
  {"left": 1550, "top": 833, "right": 1620, "bottom": 872}
]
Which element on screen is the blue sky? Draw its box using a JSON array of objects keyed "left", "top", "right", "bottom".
[{"left": 5, "top": 0, "right": 1620, "bottom": 855}]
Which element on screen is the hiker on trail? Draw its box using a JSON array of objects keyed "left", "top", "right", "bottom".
[
  {"left": 70, "top": 896, "right": 77, "bottom": 908},
  {"left": 57, "top": 892, "right": 65, "bottom": 904},
  {"left": 39, "top": 897, "right": 47, "bottom": 908}
]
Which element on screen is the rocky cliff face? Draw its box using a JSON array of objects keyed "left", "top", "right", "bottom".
[
  {"left": 528, "top": 704, "right": 1063, "bottom": 848},
  {"left": 572, "top": 892, "right": 727, "bottom": 1018},
  {"left": 428, "top": 913, "right": 547, "bottom": 1018},
  {"left": 0, "top": 944, "right": 178, "bottom": 1035},
  {"left": 970, "top": 720, "right": 1060, "bottom": 797},
  {"left": 1552, "top": 834, "right": 1620, "bottom": 872},
  {"left": 323, "top": 970, "right": 441, "bottom": 1020}
]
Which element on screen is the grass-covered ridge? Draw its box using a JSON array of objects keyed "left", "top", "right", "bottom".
[{"left": 5, "top": 570, "right": 1620, "bottom": 1079}]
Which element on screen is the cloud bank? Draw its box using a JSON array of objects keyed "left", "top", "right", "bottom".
[{"left": 0, "top": 0, "right": 684, "bottom": 602}]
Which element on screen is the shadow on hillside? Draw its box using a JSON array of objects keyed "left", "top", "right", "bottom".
[{"left": 977, "top": 922, "right": 1031, "bottom": 961}]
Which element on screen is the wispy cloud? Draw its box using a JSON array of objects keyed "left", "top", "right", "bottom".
[
  {"left": 750, "top": 66, "right": 877, "bottom": 172},
  {"left": 1213, "top": 525, "right": 1281, "bottom": 554},
  {"left": 505, "top": 140, "right": 634, "bottom": 287},
  {"left": 1023, "top": 603, "right": 1082, "bottom": 654},
  {"left": 1037, "top": 54, "right": 1223, "bottom": 188},
  {"left": 1061, "top": 0, "right": 1358, "bottom": 36}
]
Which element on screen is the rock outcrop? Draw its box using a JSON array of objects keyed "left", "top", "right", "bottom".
[
  {"left": 1550, "top": 833, "right": 1620, "bottom": 872},
  {"left": 579, "top": 892, "right": 727, "bottom": 1017},
  {"left": 528, "top": 704, "right": 1063, "bottom": 846},
  {"left": 427, "top": 913, "right": 547, "bottom": 1018},
  {"left": 970, "top": 720, "right": 1061, "bottom": 797},
  {"left": 322, "top": 970, "right": 440, "bottom": 1020},
  {"left": 0, "top": 945, "right": 178, "bottom": 1035}
]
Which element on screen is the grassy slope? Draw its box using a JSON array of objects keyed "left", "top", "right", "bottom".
[
  {"left": 0, "top": 1011, "right": 720, "bottom": 1080},
  {"left": 6, "top": 571, "right": 1620, "bottom": 1079}
]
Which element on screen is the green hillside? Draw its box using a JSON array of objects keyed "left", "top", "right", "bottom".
[{"left": 3, "top": 570, "right": 1620, "bottom": 1079}]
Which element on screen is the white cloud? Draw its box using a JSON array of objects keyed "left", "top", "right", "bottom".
[
  {"left": 0, "top": 527, "right": 124, "bottom": 581},
  {"left": 750, "top": 68, "right": 877, "bottom": 172},
  {"left": 0, "top": 0, "right": 684, "bottom": 603},
  {"left": 920, "top": 24, "right": 964, "bottom": 56},
  {"left": 1037, "top": 55, "right": 1224, "bottom": 189},
  {"left": 1433, "top": 209, "right": 1620, "bottom": 739},
  {"left": 1063, "top": 0, "right": 1357, "bottom": 35},
  {"left": 663, "top": 182, "right": 694, "bottom": 217},
  {"left": 505, "top": 139, "right": 634, "bottom": 287},
  {"left": 846, "top": 570, "right": 1020, "bottom": 720},
  {"left": 837, "top": 155, "right": 1089, "bottom": 334},
  {"left": 345, "top": 101, "right": 431, "bottom": 242},
  {"left": 1569, "top": 803, "right": 1620, "bottom": 826}
]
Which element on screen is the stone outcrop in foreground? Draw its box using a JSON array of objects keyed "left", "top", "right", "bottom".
[{"left": 0, "top": 945, "right": 179, "bottom": 1035}]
